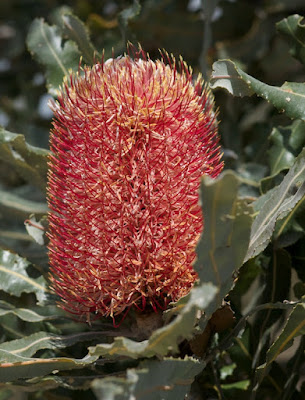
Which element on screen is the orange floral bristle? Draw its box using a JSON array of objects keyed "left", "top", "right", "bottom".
[{"left": 47, "top": 48, "right": 223, "bottom": 321}]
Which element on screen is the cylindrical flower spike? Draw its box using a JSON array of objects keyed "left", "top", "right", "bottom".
[{"left": 47, "top": 49, "right": 223, "bottom": 321}]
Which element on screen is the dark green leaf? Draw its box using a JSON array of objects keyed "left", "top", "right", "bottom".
[
  {"left": 274, "top": 189, "right": 305, "bottom": 243},
  {"left": 92, "top": 357, "right": 202, "bottom": 400},
  {"left": 294, "top": 282, "right": 305, "bottom": 299},
  {"left": 0, "top": 300, "right": 61, "bottom": 323},
  {"left": 256, "top": 302, "right": 305, "bottom": 383},
  {"left": 228, "top": 326, "right": 253, "bottom": 375},
  {"left": 245, "top": 148, "right": 305, "bottom": 261},
  {"left": 61, "top": 13, "right": 98, "bottom": 64},
  {"left": 211, "top": 59, "right": 305, "bottom": 121},
  {"left": 194, "top": 171, "right": 253, "bottom": 307},
  {"left": 216, "top": 301, "right": 302, "bottom": 396},
  {"left": 254, "top": 249, "right": 291, "bottom": 330},
  {"left": 0, "top": 189, "right": 47, "bottom": 218},
  {"left": 251, "top": 249, "right": 291, "bottom": 370},
  {"left": 282, "top": 336, "right": 305, "bottom": 400},
  {"left": 0, "top": 330, "right": 107, "bottom": 359},
  {"left": 0, "top": 249, "right": 48, "bottom": 304},
  {"left": 237, "top": 162, "right": 267, "bottom": 198},
  {"left": 27, "top": 18, "right": 81, "bottom": 95},
  {"left": 0, "top": 127, "right": 49, "bottom": 192},
  {"left": 0, "top": 352, "right": 97, "bottom": 383},
  {"left": 277, "top": 14, "right": 305, "bottom": 65}
]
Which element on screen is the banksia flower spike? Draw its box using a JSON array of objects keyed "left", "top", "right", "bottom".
[{"left": 47, "top": 48, "right": 223, "bottom": 322}]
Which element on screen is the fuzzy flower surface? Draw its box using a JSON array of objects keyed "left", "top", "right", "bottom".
[{"left": 47, "top": 51, "right": 223, "bottom": 320}]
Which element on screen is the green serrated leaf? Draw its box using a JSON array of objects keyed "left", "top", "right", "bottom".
[
  {"left": 0, "top": 127, "right": 49, "bottom": 192},
  {"left": 92, "top": 357, "right": 202, "bottom": 400},
  {"left": 89, "top": 282, "right": 217, "bottom": 359},
  {"left": 0, "top": 330, "right": 106, "bottom": 360},
  {"left": 0, "top": 249, "right": 48, "bottom": 304},
  {"left": 277, "top": 14, "right": 305, "bottom": 65},
  {"left": 256, "top": 302, "right": 305, "bottom": 384},
  {"left": 27, "top": 18, "right": 81, "bottom": 95},
  {"left": 194, "top": 171, "right": 253, "bottom": 308},
  {"left": 0, "top": 352, "right": 97, "bottom": 383},
  {"left": 227, "top": 301, "right": 301, "bottom": 371},
  {"left": 245, "top": 148, "right": 305, "bottom": 261},
  {"left": 274, "top": 194, "right": 305, "bottom": 243},
  {"left": 0, "top": 300, "right": 60, "bottom": 323},
  {"left": 0, "top": 189, "right": 47, "bottom": 219},
  {"left": 61, "top": 13, "right": 98, "bottom": 64},
  {"left": 210, "top": 59, "right": 254, "bottom": 96},
  {"left": 211, "top": 59, "right": 305, "bottom": 121},
  {"left": 0, "top": 332, "right": 63, "bottom": 359}
]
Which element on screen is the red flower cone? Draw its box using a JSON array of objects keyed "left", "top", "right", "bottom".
[{"left": 47, "top": 50, "right": 223, "bottom": 321}]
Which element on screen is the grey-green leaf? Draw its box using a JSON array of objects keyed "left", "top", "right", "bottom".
[
  {"left": 245, "top": 148, "right": 305, "bottom": 261},
  {"left": 277, "top": 14, "right": 305, "bottom": 65},
  {"left": 0, "top": 189, "right": 48, "bottom": 219},
  {"left": 0, "top": 301, "right": 58, "bottom": 323},
  {"left": 0, "top": 331, "right": 106, "bottom": 360},
  {"left": 0, "top": 352, "right": 97, "bottom": 383},
  {"left": 27, "top": 18, "right": 81, "bottom": 95},
  {"left": 256, "top": 302, "right": 305, "bottom": 384},
  {"left": 0, "top": 127, "right": 49, "bottom": 192},
  {"left": 61, "top": 13, "right": 98, "bottom": 64},
  {"left": 210, "top": 59, "right": 254, "bottom": 97},
  {"left": 210, "top": 59, "right": 305, "bottom": 121},
  {"left": 92, "top": 357, "right": 202, "bottom": 400},
  {"left": 0, "top": 249, "right": 48, "bottom": 304},
  {"left": 194, "top": 171, "right": 253, "bottom": 308}
]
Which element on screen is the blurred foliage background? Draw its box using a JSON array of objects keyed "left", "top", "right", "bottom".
[{"left": 1, "top": 1, "right": 305, "bottom": 399}]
